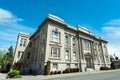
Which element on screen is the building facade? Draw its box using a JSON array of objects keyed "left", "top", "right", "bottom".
[{"left": 13, "top": 14, "right": 110, "bottom": 74}]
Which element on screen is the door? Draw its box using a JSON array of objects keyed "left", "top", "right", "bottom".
[{"left": 86, "top": 57, "right": 92, "bottom": 68}]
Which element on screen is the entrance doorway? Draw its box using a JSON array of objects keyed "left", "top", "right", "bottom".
[{"left": 85, "top": 53, "right": 92, "bottom": 68}]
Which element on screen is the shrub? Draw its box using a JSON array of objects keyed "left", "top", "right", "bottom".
[
  {"left": 58, "top": 71, "right": 61, "bottom": 74},
  {"left": 54, "top": 71, "right": 57, "bottom": 74},
  {"left": 44, "top": 60, "right": 51, "bottom": 75},
  {"left": 65, "top": 68, "right": 70, "bottom": 73},
  {"left": 62, "top": 70, "right": 66, "bottom": 74},
  {"left": 50, "top": 71, "right": 53, "bottom": 75},
  {"left": 111, "top": 62, "right": 116, "bottom": 69},
  {"left": 76, "top": 68, "right": 79, "bottom": 72},
  {"left": 7, "top": 70, "right": 20, "bottom": 78},
  {"left": 100, "top": 67, "right": 111, "bottom": 70},
  {"left": 70, "top": 68, "right": 73, "bottom": 72}
]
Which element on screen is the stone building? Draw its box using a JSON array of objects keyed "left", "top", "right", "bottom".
[{"left": 13, "top": 14, "right": 110, "bottom": 74}]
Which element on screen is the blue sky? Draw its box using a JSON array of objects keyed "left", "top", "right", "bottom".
[{"left": 0, "top": 0, "right": 120, "bottom": 57}]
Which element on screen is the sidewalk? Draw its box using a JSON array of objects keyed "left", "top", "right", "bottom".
[{"left": 1, "top": 69, "right": 120, "bottom": 80}]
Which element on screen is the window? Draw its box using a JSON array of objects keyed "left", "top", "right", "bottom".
[
  {"left": 66, "top": 64, "right": 70, "bottom": 68},
  {"left": 52, "top": 31, "right": 60, "bottom": 42},
  {"left": 106, "top": 56, "right": 109, "bottom": 63},
  {"left": 20, "top": 38, "right": 27, "bottom": 47},
  {"left": 51, "top": 47, "right": 60, "bottom": 58},
  {"left": 53, "top": 63, "right": 58, "bottom": 70},
  {"left": 75, "top": 64, "right": 78, "bottom": 68},
  {"left": 83, "top": 40, "right": 90, "bottom": 50},
  {"left": 73, "top": 51, "right": 77, "bottom": 60},
  {"left": 27, "top": 52, "right": 31, "bottom": 59},
  {"left": 65, "top": 50, "right": 69, "bottom": 60},
  {"left": 18, "top": 51, "right": 21, "bottom": 58},
  {"left": 42, "top": 34, "right": 46, "bottom": 42},
  {"left": 41, "top": 54, "right": 43, "bottom": 58},
  {"left": 29, "top": 42, "right": 32, "bottom": 47},
  {"left": 65, "top": 35, "right": 69, "bottom": 45},
  {"left": 18, "top": 51, "right": 24, "bottom": 58},
  {"left": 72, "top": 38, "right": 76, "bottom": 46}
]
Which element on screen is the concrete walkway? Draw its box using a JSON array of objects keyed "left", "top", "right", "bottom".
[{"left": 1, "top": 69, "right": 120, "bottom": 80}]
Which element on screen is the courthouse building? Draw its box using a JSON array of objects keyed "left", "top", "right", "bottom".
[{"left": 13, "top": 14, "right": 110, "bottom": 74}]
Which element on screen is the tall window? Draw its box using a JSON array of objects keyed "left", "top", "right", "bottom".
[
  {"left": 73, "top": 51, "right": 77, "bottom": 60},
  {"left": 75, "top": 64, "right": 78, "bottom": 68},
  {"left": 18, "top": 51, "right": 24, "bottom": 58},
  {"left": 52, "top": 31, "right": 60, "bottom": 42},
  {"left": 83, "top": 40, "right": 90, "bottom": 50},
  {"left": 66, "top": 64, "right": 70, "bottom": 68},
  {"left": 53, "top": 63, "right": 58, "bottom": 70},
  {"left": 51, "top": 47, "right": 60, "bottom": 58},
  {"left": 65, "top": 50, "right": 69, "bottom": 60},
  {"left": 65, "top": 35, "right": 69, "bottom": 45},
  {"left": 20, "top": 38, "right": 27, "bottom": 47},
  {"left": 29, "top": 42, "right": 32, "bottom": 47},
  {"left": 27, "top": 52, "right": 31, "bottom": 59},
  {"left": 72, "top": 38, "right": 76, "bottom": 46}
]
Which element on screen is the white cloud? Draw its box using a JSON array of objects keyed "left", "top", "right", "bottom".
[
  {"left": 102, "top": 27, "right": 120, "bottom": 39},
  {"left": 102, "top": 19, "right": 120, "bottom": 58},
  {"left": 0, "top": 8, "right": 36, "bottom": 49},
  {"left": 0, "top": 8, "right": 23, "bottom": 24},
  {"left": 105, "top": 19, "right": 120, "bottom": 26}
]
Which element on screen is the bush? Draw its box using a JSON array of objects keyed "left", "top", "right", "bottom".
[
  {"left": 7, "top": 70, "right": 20, "bottom": 78},
  {"left": 65, "top": 68, "right": 70, "bottom": 73},
  {"left": 100, "top": 67, "right": 111, "bottom": 70},
  {"left": 44, "top": 60, "right": 51, "bottom": 75},
  {"left": 50, "top": 71, "right": 53, "bottom": 75},
  {"left": 54, "top": 71, "right": 58, "bottom": 74},
  {"left": 62, "top": 70, "right": 66, "bottom": 74},
  {"left": 111, "top": 62, "right": 116, "bottom": 69},
  {"left": 58, "top": 71, "right": 61, "bottom": 74},
  {"left": 76, "top": 68, "right": 79, "bottom": 72}
]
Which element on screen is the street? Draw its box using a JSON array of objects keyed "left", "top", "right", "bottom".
[
  {"left": 47, "top": 70, "right": 120, "bottom": 80},
  {"left": 0, "top": 70, "right": 120, "bottom": 80}
]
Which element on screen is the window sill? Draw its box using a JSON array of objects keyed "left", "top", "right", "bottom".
[
  {"left": 49, "top": 57, "right": 61, "bottom": 60},
  {"left": 50, "top": 41, "right": 61, "bottom": 44},
  {"left": 73, "top": 60, "right": 78, "bottom": 62},
  {"left": 65, "top": 59, "right": 71, "bottom": 61}
]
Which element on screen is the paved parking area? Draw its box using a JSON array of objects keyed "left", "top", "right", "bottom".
[{"left": 0, "top": 69, "right": 120, "bottom": 80}]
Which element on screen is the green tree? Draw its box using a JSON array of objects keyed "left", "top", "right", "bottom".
[
  {"left": 111, "top": 62, "right": 116, "bottom": 69},
  {"left": 0, "top": 49, "right": 6, "bottom": 66},
  {"left": 4, "top": 46, "right": 14, "bottom": 64},
  {"left": 115, "top": 56, "right": 119, "bottom": 60},
  {"left": 0, "top": 52, "right": 4, "bottom": 65}
]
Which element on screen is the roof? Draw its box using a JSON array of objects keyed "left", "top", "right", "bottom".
[{"left": 30, "top": 14, "right": 108, "bottom": 42}]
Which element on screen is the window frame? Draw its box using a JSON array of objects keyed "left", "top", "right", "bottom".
[
  {"left": 52, "top": 31, "right": 60, "bottom": 43},
  {"left": 73, "top": 51, "right": 77, "bottom": 60},
  {"left": 65, "top": 50, "right": 70, "bottom": 60},
  {"left": 53, "top": 63, "right": 58, "bottom": 70},
  {"left": 65, "top": 35, "right": 69, "bottom": 45},
  {"left": 50, "top": 47, "right": 60, "bottom": 58},
  {"left": 83, "top": 40, "right": 90, "bottom": 50},
  {"left": 20, "top": 38, "right": 27, "bottom": 47},
  {"left": 72, "top": 37, "right": 76, "bottom": 46}
]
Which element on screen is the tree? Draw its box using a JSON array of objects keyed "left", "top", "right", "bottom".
[
  {"left": 0, "top": 49, "right": 6, "bottom": 66},
  {"left": 115, "top": 56, "right": 119, "bottom": 60},
  {"left": 8, "top": 46, "right": 13, "bottom": 58},
  {"left": 4, "top": 46, "right": 14, "bottom": 64},
  {"left": 44, "top": 60, "right": 51, "bottom": 75},
  {"left": 1, "top": 46, "right": 14, "bottom": 73},
  {"left": 110, "top": 55, "right": 114, "bottom": 62},
  {"left": 111, "top": 62, "right": 116, "bottom": 69}
]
